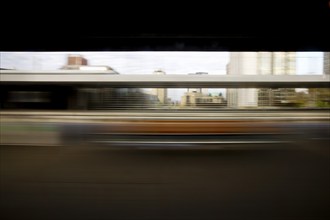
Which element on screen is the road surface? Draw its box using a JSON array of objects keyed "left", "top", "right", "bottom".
[{"left": 1, "top": 141, "right": 329, "bottom": 220}]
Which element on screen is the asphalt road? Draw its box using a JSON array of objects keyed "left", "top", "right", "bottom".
[{"left": 1, "top": 142, "right": 329, "bottom": 220}]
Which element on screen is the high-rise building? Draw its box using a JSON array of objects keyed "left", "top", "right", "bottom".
[
  {"left": 227, "top": 52, "right": 258, "bottom": 107},
  {"left": 151, "top": 70, "right": 167, "bottom": 104},
  {"left": 227, "top": 52, "right": 296, "bottom": 107},
  {"left": 258, "top": 52, "right": 296, "bottom": 75},
  {"left": 324, "top": 52, "right": 330, "bottom": 75}
]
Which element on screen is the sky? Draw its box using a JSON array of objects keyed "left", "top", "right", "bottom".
[
  {"left": 0, "top": 52, "right": 230, "bottom": 74},
  {"left": 0, "top": 52, "right": 324, "bottom": 101}
]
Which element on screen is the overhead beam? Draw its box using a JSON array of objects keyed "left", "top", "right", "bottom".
[{"left": 1, "top": 70, "right": 329, "bottom": 88}]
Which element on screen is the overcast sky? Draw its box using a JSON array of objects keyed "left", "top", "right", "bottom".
[
  {"left": 0, "top": 52, "right": 324, "bottom": 74},
  {"left": 0, "top": 52, "right": 324, "bottom": 101},
  {"left": 0, "top": 52, "right": 230, "bottom": 74}
]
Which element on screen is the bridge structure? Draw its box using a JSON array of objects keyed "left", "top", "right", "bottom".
[
  {"left": 1, "top": 70, "right": 329, "bottom": 146},
  {"left": 1, "top": 70, "right": 329, "bottom": 88}
]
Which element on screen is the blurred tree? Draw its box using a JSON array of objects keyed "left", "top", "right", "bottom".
[{"left": 308, "top": 88, "right": 330, "bottom": 107}]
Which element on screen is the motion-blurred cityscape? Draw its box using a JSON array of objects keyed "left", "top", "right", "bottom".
[
  {"left": 1, "top": 52, "right": 329, "bottom": 110},
  {"left": 1, "top": 51, "right": 329, "bottom": 220}
]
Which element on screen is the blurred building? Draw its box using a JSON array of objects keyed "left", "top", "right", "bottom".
[
  {"left": 68, "top": 55, "right": 88, "bottom": 65},
  {"left": 258, "top": 52, "right": 296, "bottom": 106},
  {"left": 324, "top": 52, "right": 330, "bottom": 75},
  {"left": 181, "top": 93, "right": 226, "bottom": 107},
  {"left": 258, "top": 88, "right": 296, "bottom": 107},
  {"left": 181, "top": 90, "right": 226, "bottom": 107},
  {"left": 181, "top": 72, "right": 226, "bottom": 108},
  {"left": 151, "top": 70, "right": 168, "bottom": 104},
  {"left": 60, "top": 55, "right": 144, "bottom": 109},
  {"left": 188, "top": 72, "right": 209, "bottom": 95},
  {"left": 61, "top": 55, "right": 88, "bottom": 69},
  {"left": 61, "top": 55, "right": 115, "bottom": 72},
  {"left": 227, "top": 52, "right": 258, "bottom": 107},
  {"left": 257, "top": 52, "right": 296, "bottom": 75},
  {"left": 227, "top": 52, "right": 296, "bottom": 107}
]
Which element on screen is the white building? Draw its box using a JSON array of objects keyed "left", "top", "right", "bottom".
[
  {"left": 227, "top": 52, "right": 258, "bottom": 107},
  {"left": 324, "top": 52, "right": 330, "bottom": 75},
  {"left": 151, "top": 69, "right": 167, "bottom": 104},
  {"left": 227, "top": 52, "right": 296, "bottom": 108}
]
